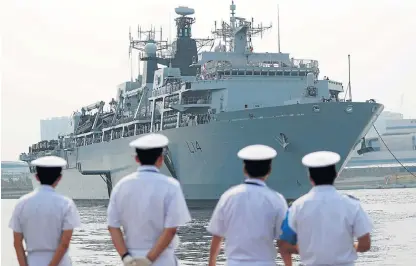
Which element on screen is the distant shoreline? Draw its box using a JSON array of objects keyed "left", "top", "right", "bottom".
[{"left": 1, "top": 190, "right": 31, "bottom": 199}]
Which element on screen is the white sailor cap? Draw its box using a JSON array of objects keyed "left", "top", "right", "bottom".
[
  {"left": 237, "top": 144, "right": 277, "bottom": 161},
  {"left": 302, "top": 151, "right": 340, "bottom": 168},
  {"left": 129, "top": 133, "right": 169, "bottom": 150},
  {"left": 31, "top": 156, "right": 67, "bottom": 167}
]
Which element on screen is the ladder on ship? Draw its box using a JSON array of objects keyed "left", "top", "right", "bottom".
[{"left": 163, "top": 146, "right": 178, "bottom": 179}]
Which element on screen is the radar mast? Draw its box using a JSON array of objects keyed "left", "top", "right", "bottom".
[
  {"left": 129, "top": 25, "right": 170, "bottom": 59},
  {"left": 174, "top": 6, "right": 214, "bottom": 52},
  {"left": 211, "top": 0, "right": 272, "bottom": 53},
  {"left": 174, "top": 6, "right": 195, "bottom": 39}
]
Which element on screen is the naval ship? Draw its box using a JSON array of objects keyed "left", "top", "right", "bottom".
[{"left": 20, "top": 2, "right": 383, "bottom": 201}]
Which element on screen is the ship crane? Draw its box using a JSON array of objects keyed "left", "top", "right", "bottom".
[{"left": 78, "top": 101, "right": 105, "bottom": 132}]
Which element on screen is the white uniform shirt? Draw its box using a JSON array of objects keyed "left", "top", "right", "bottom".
[
  {"left": 280, "top": 185, "right": 373, "bottom": 266},
  {"left": 107, "top": 165, "right": 192, "bottom": 265},
  {"left": 9, "top": 185, "right": 81, "bottom": 266},
  {"left": 207, "top": 178, "right": 288, "bottom": 266}
]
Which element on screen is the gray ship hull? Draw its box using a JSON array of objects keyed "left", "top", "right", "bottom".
[{"left": 31, "top": 102, "right": 383, "bottom": 200}]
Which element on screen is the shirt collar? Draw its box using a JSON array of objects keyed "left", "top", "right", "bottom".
[
  {"left": 37, "top": 185, "right": 55, "bottom": 192},
  {"left": 137, "top": 165, "right": 160, "bottom": 173},
  {"left": 244, "top": 178, "right": 267, "bottom": 186},
  {"left": 310, "top": 185, "right": 336, "bottom": 193}
]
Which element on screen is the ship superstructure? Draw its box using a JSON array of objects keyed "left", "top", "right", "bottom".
[{"left": 20, "top": 2, "right": 383, "bottom": 200}]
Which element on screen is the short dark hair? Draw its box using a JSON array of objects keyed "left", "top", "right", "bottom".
[
  {"left": 243, "top": 159, "right": 272, "bottom": 178},
  {"left": 136, "top": 148, "right": 163, "bottom": 165},
  {"left": 308, "top": 165, "right": 337, "bottom": 185},
  {"left": 36, "top": 166, "right": 62, "bottom": 185}
]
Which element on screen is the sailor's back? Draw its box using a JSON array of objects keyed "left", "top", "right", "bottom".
[
  {"left": 279, "top": 151, "right": 373, "bottom": 266},
  {"left": 289, "top": 186, "right": 369, "bottom": 265},
  {"left": 10, "top": 186, "right": 78, "bottom": 253},
  {"left": 9, "top": 156, "right": 81, "bottom": 266},
  {"left": 107, "top": 133, "right": 191, "bottom": 266},
  {"left": 208, "top": 144, "right": 289, "bottom": 266},
  {"left": 213, "top": 181, "right": 287, "bottom": 262},
  {"left": 108, "top": 166, "right": 185, "bottom": 250}
]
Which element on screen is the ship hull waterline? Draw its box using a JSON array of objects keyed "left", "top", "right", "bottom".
[{"left": 30, "top": 102, "right": 383, "bottom": 201}]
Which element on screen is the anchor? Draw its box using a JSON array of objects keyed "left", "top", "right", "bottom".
[
  {"left": 163, "top": 146, "right": 178, "bottom": 179},
  {"left": 76, "top": 162, "right": 113, "bottom": 198},
  {"left": 357, "top": 137, "right": 375, "bottom": 155},
  {"left": 275, "top": 133, "right": 289, "bottom": 150}
]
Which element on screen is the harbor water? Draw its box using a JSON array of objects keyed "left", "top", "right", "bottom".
[{"left": 2, "top": 188, "right": 416, "bottom": 265}]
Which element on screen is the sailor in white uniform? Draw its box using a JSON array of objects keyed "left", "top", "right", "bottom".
[
  {"left": 207, "top": 144, "right": 290, "bottom": 266},
  {"left": 278, "top": 151, "right": 373, "bottom": 266},
  {"left": 9, "top": 156, "right": 81, "bottom": 266},
  {"left": 107, "top": 133, "right": 192, "bottom": 266}
]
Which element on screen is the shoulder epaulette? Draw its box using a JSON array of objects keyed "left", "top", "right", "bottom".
[{"left": 344, "top": 194, "right": 360, "bottom": 201}]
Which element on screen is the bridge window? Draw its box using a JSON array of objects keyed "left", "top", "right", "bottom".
[
  {"left": 224, "top": 71, "right": 230, "bottom": 75},
  {"left": 277, "top": 71, "right": 283, "bottom": 76},
  {"left": 269, "top": 72, "right": 276, "bottom": 76},
  {"left": 254, "top": 71, "right": 260, "bottom": 75},
  {"left": 284, "top": 72, "right": 290, "bottom": 76},
  {"left": 261, "top": 71, "right": 268, "bottom": 76},
  {"left": 232, "top": 70, "right": 238, "bottom": 75},
  {"left": 299, "top": 72, "right": 306, "bottom": 76},
  {"left": 291, "top": 72, "right": 298, "bottom": 76},
  {"left": 246, "top": 70, "right": 253, "bottom": 75},
  {"left": 238, "top": 70, "right": 245, "bottom": 75}
]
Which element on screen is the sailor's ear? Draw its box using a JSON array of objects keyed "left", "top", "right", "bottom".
[
  {"left": 243, "top": 166, "right": 248, "bottom": 177},
  {"left": 54, "top": 175, "right": 62, "bottom": 186},
  {"left": 135, "top": 156, "right": 140, "bottom": 163},
  {"left": 156, "top": 154, "right": 164, "bottom": 165},
  {"left": 266, "top": 165, "right": 272, "bottom": 177},
  {"left": 35, "top": 174, "right": 40, "bottom": 182}
]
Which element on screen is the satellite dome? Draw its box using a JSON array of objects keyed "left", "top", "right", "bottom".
[
  {"left": 175, "top": 6, "right": 195, "bottom": 16},
  {"left": 144, "top": 43, "right": 157, "bottom": 55}
]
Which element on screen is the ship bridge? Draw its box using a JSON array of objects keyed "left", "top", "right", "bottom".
[{"left": 195, "top": 51, "right": 293, "bottom": 67}]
